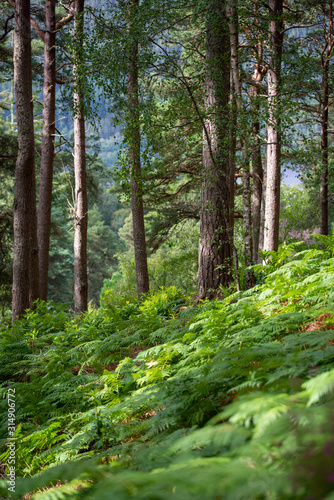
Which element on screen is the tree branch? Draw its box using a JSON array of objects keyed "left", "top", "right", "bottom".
[
  {"left": 0, "top": 13, "right": 14, "bottom": 42},
  {"left": 55, "top": 2, "right": 75, "bottom": 31},
  {"left": 30, "top": 16, "right": 45, "bottom": 42}
]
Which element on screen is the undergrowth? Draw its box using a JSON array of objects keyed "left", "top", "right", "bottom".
[{"left": 1, "top": 247, "right": 334, "bottom": 499}]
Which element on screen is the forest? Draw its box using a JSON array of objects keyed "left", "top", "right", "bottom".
[{"left": 1, "top": 0, "right": 334, "bottom": 498}]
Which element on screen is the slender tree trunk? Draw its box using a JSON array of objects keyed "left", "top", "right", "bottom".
[
  {"left": 128, "top": 0, "right": 149, "bottom": 298},
  {"left": 320, "top": 65, "right": 329, "bottom": 236},
  {"left": 251, "top": 101, "right": 263, "bottom": 263},
  {"left": 12, "top": 0, "right": 38, "bottom": 321},
  {"left": 243, "top": 4, "right": 265, "bottom": 263},
  {"left": 319, "top": 0, "right": 334, "bottom": 236},
  {"left": 73, "top": 0, "right": 88, "bottom": 312},
  {"left": 242, "top": 154, "right": 255, "bottom": 288},
  {"left": 259, "top": 135, "right": 267, "bottom": 253},
  {"left": 38, "top": 0, "right": 56, "bottom": 300},
  {"left": 198, "top": 0, "right": 233, "bottom": 298},
  {"left": 229, "top": 89, "right": 241, "bottom": 290},
  {"left": 10, "top": 77, "right": 14, "bottom": 126},
  {"left": 227, "top": 0, "right": 254, "bottom": 288},
  {"left": 229, "top": 85, "right": 236, "bottom": 235},
  {"left": 29, "top": 162, "right": 40, "bottom": 307},
  {"left": 250, "top": 46, "right": 264, "bottom": 263},
  {"left": 263, "top": 0, "right": 283, "bottom": 253}
]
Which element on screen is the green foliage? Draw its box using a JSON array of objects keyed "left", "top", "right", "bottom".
[
  {"left": 312, "top": 228, "right": 334, "bottom": 255},
  {"left": 139, "top": 285, "right": 187, "bottom": 319},
  {"left": 147, "top": 220, "right": 199, "bottom": 294},
  {"left": 46, "top": 155, "right": 126, "bottom": 306},
  {"left": 107, "top": 219, "right": 199, "bottom": 299},
  {"left": 279, "top": 184, "right": 320, "bottom": 244},
  {"left": 100, "top": 287, "right": 139, "bottom": 320},
  {"left": 2, "top": 246, "right": 334, "bottom": 499}
]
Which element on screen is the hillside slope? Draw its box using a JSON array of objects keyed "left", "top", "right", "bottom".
[{"left": 1, "top": 246, "right": 334, "bottom": 499}]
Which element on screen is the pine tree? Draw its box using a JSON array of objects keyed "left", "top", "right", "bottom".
[
  {"left": 10, "top": 0, "right": 39, "bottom": 321},
  {"left": 198, "top": 0, "right": 234, "bottom": 298},
  {"left": 73, "top": 0, "right": 88, "bottom": 312}
]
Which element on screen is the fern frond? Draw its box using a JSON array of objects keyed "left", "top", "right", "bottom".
[{"left": 303, "top": 369, "right": 334, "bottom": 406}]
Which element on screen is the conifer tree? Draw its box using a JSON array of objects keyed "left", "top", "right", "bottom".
[
  {"left": 73, "top": 0, "right": 88, "bottom": 312},
  {"left": 127, "top": 0, "right": 149, "bottom": 298},
  {"left": 10, "top": 0, "right": 39, "bottom": 320},
  {"left": 30, "top": 1, "right": 75, "bottom": 300},
  {"left": 263, "top": 0, "right": 284, "bottom": 253},
  {"left": 198, "top": 0, "right": 233, "bottom": 298}
]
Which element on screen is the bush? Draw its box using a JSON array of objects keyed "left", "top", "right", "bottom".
[
  {"left": 139, "top": 285, "right": 187, "bottom": 318},
  {"left": 100, "top": 287, "right": 139, "bottom": 320}
]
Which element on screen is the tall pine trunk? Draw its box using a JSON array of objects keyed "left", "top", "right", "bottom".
[
  {"left": 227, "top": 0, "right": 254, "bottom": 288},
  {"left": 229, "top": 89, "right": 240, "bottom": 291},
  {"left": 198, "top": 0, "right": 233, "bottom": 298},
  {"left": 29, "top": 156, "right": 40, "bottom": 307},
  {"left": 250, "top": 84, "right": 263, "bottom": 263},
  {"left": 73, "top": 0, "right": 88, "bottom": 312},
  {"left": 263, "top": 0, "right": 283, "bottom": 253},
  {"left": 38, "top": 0, "right": 56, "bottom": 300},
  {"left": 319, "top": 0, "right": 334, "bottom": 236},
  {"left": 259, "top": 133, "right": 267, "bottom": 253},
  {"left": 128, "top": 0, "right": 149, "bottom": 298},
  {"left": 320, "top": 67, "right": 329, "bottom": 236},
  {"left": 12, "top": 0, "right": 39, "bottom": 321},
  {"left": 242, "top": 152, "right": 255, "bottom": 288},
  {"left": 250, "top": 40, "right": 264, "bottom": 263}
]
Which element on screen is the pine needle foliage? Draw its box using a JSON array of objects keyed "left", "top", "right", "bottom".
[{"left": 1, "top": 248, "right": 334, "bottom": 498}]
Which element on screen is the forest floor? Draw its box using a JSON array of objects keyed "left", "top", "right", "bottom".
[{"left": 1, "top": 245, "right": 334, "bottom": 499}]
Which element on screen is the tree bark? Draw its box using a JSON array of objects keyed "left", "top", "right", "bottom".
[
  {"left": 198, "top": 0, "right": 233, "bottom": 298},
  {"left": 242, "top": 152, "right": 255, "bottom": 288},
  {"left": 229, "top": 85, "right": 236, "bottom": 236},
  {"left": 37, "top": 0, "right": 56, "bottom": 300},
  {"left": 318, "top": 0, "right": 334, "bottom": 236},
  {"left": 250, "top": 41, "right": 264, "bottom": 263},
  {"left": 251, "top": 87, "right": 263, "bottom": 263},
  {"left": 227, "top": 0, "right": 255, "bottom": 288},
  {"left": 12, "top": 0, "right": 39, "bottom": 321},
  {"left": 128, "top": 0, "right": 149, "bottom": 299},
  {"left": 73, "top": 0, "right": 88, "bottom": 312},
  {"left": 29, "top": 156, "right": 40, "bottom": 307},
  {"left": 259, "top": 132, "right": 267, "bottom": 253},
  {"left": 320, "top": 66, "right": 329, "bottom": 236},
  {"left": 263, "top": 0, "right": 283, "bottom": 253}
]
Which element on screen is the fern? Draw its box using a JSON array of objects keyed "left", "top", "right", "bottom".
[
  {"left": 2, "top": 250, "right": 334, "bottom": 498},
  {"left": 303, "top": 369, "right": 334, "bottom": 406}
]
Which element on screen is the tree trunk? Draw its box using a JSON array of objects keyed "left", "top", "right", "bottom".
[
  {"left": 251, "top": 100, "right": 263, "bottom": 263},
  {"left": 38, "top": 0, "right": 56, "bottom": 300},
  {"left": 229, "top": 86, "right": 236, "bottom": 235},
  {"left": 229, "top": 89, "right": 241, "bottom": 290},
  {"left": 227, "top": 0, "right": 254, "bottom": 288},
  {"left": 73, "top": 0, "right": 88, "bottom": 312},
  {"left": 319, "top": 0, "right": 334, "bottom": 236},
  {"left": 250, "top": 46, "right": 264, "bottom": 263},
  {"left": 29, "top": 162, "right": 40, "bottom": 307},
  {"left": 320, "top": 65, "right": 329, "bottom": 236},
  {"left": 198, "top": 0, "right": 233, "bottom": 298},
  {"left": 128, "top": 0, "right": 149, "bottom": 299},
  {"left": 259, "top": 135, "right": 267, "bottom": 254},
  {"left": 12, "top": 0, "right": 38, "bottom": 321},
  {"left": 263, "top": 0, "right": 283, "bottom": 253},
  {"left": 242, "top": 154, "right": 255, "bottom": 288}
]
